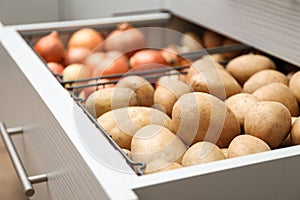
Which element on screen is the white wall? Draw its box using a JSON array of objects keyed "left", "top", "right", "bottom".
[
  {"left": 0, "top": 0, "right": 163, "bottom": 25},
  {"left": 0, "top": 0, "right": 59, "bottom": 25},
  {"left": 58, "top": 0, "right": 163, "bottom": 20}
]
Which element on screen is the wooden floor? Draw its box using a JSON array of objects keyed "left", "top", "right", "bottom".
[{"left": 0, "top": 136, "right": 28, "bottom": 200}]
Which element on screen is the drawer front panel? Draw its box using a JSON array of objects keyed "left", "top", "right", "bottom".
[{"left": 0, "top": 42, "right": 109, "bottom": 199}]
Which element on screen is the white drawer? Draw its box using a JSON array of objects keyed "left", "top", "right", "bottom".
[{"left": 1, "top": 11, "right": 300, "bottom": 200}]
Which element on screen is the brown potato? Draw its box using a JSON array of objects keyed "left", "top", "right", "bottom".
[
  {"left": 188, "top": 66, "right": 242, "bottom": 100},
  {"left": 85, "top": 88, "right": 138, "bottom": 118},
  {"left": 226, "top": 54, "right": 276, "bottom": 85},
  {"left": 280, "top": 117, "right": 298, "bottom": 147},
  {"left": 187, "top": 57, "right": 226, "bottom": 81},
  {"left": 131, "top": 125, "right": 187, "bottom": 166},
  {"left": 154, "top": 79, "right": 192, "bottom": 116},
  {"left": 291, "top": 118, "right": 300, "bottom": 145},
  {"left": 182, "top": 142, "right": 226, "bottom": 166},
  {"left": 97, "top": 107, "right": 174, "bottom": 149},
  {"left": 253, "top": 82, "right": 299, "bottom": 116},
  {"left": 121, "top": 149, "right": 131, "bottom": 159},
  {"left": 244, "top": 101, "right": 291, "bottom": 149},
  {"left": 62, "top": 63, "right": 92, "bottom": 85},
  {"left": 221, "top": 148, "right": 229, "bottom": 159},
  {"left": 144, "top": 160, "right": 182, "bottom": 174},
  {"left": 180, "top": 32, "right": 202, "bottom": 51},
  {"left": 243, "top": 69, "right": 289, "bottom": 93},
  {"left": 116, "top": 75, "right": 154, "bottom": 107},
  {"left": 172, "top": 92, "right": 240, "bottom": 148},
  {"left": 228, "top": 135, "right": 271, "bottom": 158},
  {"left": 225, "top": 93, "right": 260, "bottom": 129},
  {"left": 289, "top": 71, "right": 300, "bottom": 103},
  {"left": 202, "top": 30, "right": 224, "bottom": 48}
]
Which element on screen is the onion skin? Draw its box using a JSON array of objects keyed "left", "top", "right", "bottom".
[
  {"left": 160, "top": 46, "right": 180, "bottom": 66},
  {"left": 34, "top": 31, "right": 64, "bottom": 63},
  {"left": 129, "top": 50, "right": 168, "bottom": 71},
  {"left": 47, "top": 62, "right": 64, "bottom": 74},
  {"left": 86, "top": 51, "right": 129, "bottom": 77},
  {"left": 64, "top": 47, "right": 91, "bottom": 65},
  {"left": 104, "top": 23, "right": 146, "bottom": 57},
  {"left": 68, "top": 28, "right": 104, "bottom": 51}
]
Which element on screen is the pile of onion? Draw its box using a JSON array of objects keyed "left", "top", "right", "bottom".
[
  {"left": 47, "top": 62, "right": 65, "bottom": 74},
  {"left": 85, "top": 51, "right": 129, "bottom": 77},
  {"left": 129, "top": 49, "right": 168, "bottom": 71},
  {"left": 64, "top": 47, "right": 91, "bottom": 65},
  {"left": 34, "top": 31, "right": 64, "bottom": 63},
  {"left": 68, "top": 28, "right": 104, "bottom": 51},
  {"left": 104, "top": 23, "right": 146, "bottom": 57}
]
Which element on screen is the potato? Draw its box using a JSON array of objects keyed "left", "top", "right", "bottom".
[
  {"left": 243, "top": 69, "right": 288, "bottom": 93},
  {"left": 221, "top": 148, "right": 229, "bottom": 159},
  {"left": 144, "top": 159, "right": 182, "bottom": 174},
  {"left": 202, "top": 30, "right": 224, "bottom": 48},
  {"left": 189, "top": 68, "right": 242, "bottom": 100},
  {"left": 121, "top": 149, "right": 131, "bottom": 159},
  {"left": 154, "top": 79, "right": 192, "bottom": 116},
  {"left": 291, "top": 118, "right": 300, "bottom": 145},
  {"left": 172, "top": 92, "right": 240, "bottom": 148},
  {"left": 156, "top": 70, "right": 188, "bottom": 88},
  {"left": 226, "top": 54, "right": 276, "bottom": 85},
  {"left": 180, "top": 32, "right": 202, "bottom": 51},
  {"left": 62, "top": 63, "right": 92, "bottom": 84},
  {"left": 280, "top": 117, "right": 298, "bottom": 147},
  {"left": 280, "top": 134, "right": 292, "bottom": 148},
  {"left": 97, "top": 107, "right": 174, "bottom": 149},
  {"left": 131, "top": 125, "right": 187, "bottom": 166},
  {"left": 85, "top": 88, "right": 138, "bottom": 118},
  {"left": 253, "top": 82, "right": 299, "bottom": 116},
  {"left": 182, "top": 142, "right": 226, "bottom": 166},
  {"left": 116, "top": 75, "right": 154, "bottom": 107},
  {"left": 244, "top": 101, "right": 291, "bottom": 149},
  {"left": 228, "top": 135, "right": 271, "bottom": 158},
  {"left": 187, "top": 57, "right": 226, "bottom": 81},
  {"left": 225, "top": 93, "right": 260, "bottom": 129},
  {"left": 289, "top": 71, "right": 300, "bottom": 103}
]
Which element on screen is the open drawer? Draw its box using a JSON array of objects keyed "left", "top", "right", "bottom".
[{"left": 1, "top": 11, "right": 300, "bottom": 200}]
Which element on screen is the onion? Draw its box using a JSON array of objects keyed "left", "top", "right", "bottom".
[
  {"left": 129, "top": 49, "right": 168, "bottom": 71},
  {"left": 47, "top": 62, "right": 64, "bottom": 74},
  {"left": 34, "top": 31, "right": 64, "bottom": 63},
  {"left": 160, "top": 45, "right": 180, "bottom": 66},
  {"left": 68, "top": 28, "right": 104, "bottom": 51},
  {"left": 64, "top": 47, "right": 91, "bottom": 65},
  {"left": 104, "top": 23, "right": 146, "bottom": 57},
  {"left": 85, "top": 51, "right": 129, "bottom": 77}
]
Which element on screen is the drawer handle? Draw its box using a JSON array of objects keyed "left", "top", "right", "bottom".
[{"left": 0, "top": 122, "right": 48, "bottom": 197}]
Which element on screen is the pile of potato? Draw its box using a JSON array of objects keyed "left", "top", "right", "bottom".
[{"left": 81, "top": 52, "right": 300, "bottom": 174}]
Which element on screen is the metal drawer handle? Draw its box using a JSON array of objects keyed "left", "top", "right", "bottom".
[{"left": 0, "top": 122, "right": 48, "bottom": 197}]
